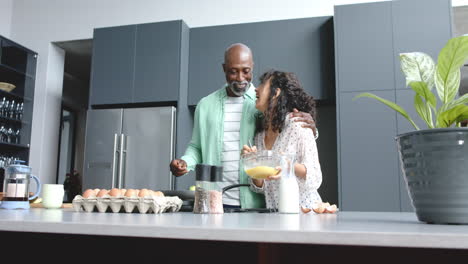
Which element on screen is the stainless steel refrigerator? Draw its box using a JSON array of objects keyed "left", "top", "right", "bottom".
[{"left": 83, "top": 106, "right": 176, "bottom": 191}]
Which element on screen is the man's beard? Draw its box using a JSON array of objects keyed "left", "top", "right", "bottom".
[{"left": 228, "top": 80, "right": 250, "bottom": 96}]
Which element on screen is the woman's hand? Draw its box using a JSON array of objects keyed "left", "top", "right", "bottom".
[
  {"left": 242, "top": 145, "right": 257, "bottom": 155},
  {"left": 266, "top": 167, "right": 282, "bottom": 180}
]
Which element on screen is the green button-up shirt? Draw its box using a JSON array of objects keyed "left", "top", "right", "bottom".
[{"left": 181, "top": 84, "right": 265, "bottom": 209}]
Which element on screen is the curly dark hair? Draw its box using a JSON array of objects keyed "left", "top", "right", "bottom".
[{"left": 256, "top": 69, "right": 316, "bottom": 133}]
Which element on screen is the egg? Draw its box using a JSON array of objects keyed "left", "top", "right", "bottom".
[
  {"left": 97, "top": 189, "right": 109, "bottom": 197},
  {"left": 138, "top": 188, "right": 150, "bottom": 197},
  {"left": 125, "top": 189, "right": 136, "bottom": 197},
  {"left": 325, "top": 204, "right": 337, "bottom": 214},
  {"left": 93, "top": 188, "right": 100, "bottom": 194},
  {"left": 82, "top": 189, "right": 96, "bottom": 198},
  {"left": 108, "top": 188, "right": 121, "bottom": 197},
  {"left": 153, "top": 191, "right": 164, "bottom": 197},
  {"left": 120, "top": 189, "right": 127, "bottom": 196}
]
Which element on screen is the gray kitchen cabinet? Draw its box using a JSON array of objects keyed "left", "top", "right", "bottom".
[
  {"left": 338, "top": 91, "right": 400, "bottom": 212},
  {"left": 391, "top": 0, "right": 453, "bottom": 89},
  {"left": 335, "top": 0, "right": 453, "bottom": 212},
  {"left": 89, "top": 25, "right": 136, "bottom": 105},
  {"left": 89, "top": 20, "right": 188, "bottom": 106},
  {"left": 334, "top": 2, "right": 395, "bottom": 92},
  {"left": 188, "top": 16, "right": 335, "bottom": 106},
  {"left": 134, "top": 21, "right": 185, "bottom": 103}
]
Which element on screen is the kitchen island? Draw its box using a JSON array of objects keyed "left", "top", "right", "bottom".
[{"left": 1, "top": 209, "right": 468, "bottom": 262}]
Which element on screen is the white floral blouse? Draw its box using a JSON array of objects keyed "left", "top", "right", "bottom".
[{"left": 249, "top": 114, "right": 323, "bottom": 209}]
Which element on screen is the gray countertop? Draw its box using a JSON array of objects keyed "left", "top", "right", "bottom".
[{"left": 1, "top": 208, "right": 468, "bottom": 249}]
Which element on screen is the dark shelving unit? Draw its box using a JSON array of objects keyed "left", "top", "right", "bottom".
[{"left": 0, "top": 35, "right": 37, "bottom": 169}]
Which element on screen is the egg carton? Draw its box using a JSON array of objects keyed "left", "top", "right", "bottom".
[{"left": 72, "top": 195, "right": 183, "bottom": 214}]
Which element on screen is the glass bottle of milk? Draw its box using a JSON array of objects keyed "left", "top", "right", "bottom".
[{"left": 278, "top": 153, "right": 299, "bottom": 213}]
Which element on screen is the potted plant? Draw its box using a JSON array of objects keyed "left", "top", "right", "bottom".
[{"left": 355, "top": 35, "right": 468, "bottom": 224}]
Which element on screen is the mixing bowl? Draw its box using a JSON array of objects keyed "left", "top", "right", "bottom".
[{"left": 241, "top": 150, "right": 282, "bottom": 179}]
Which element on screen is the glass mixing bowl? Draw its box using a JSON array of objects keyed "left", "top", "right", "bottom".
[{"left": 241, "top": 150, "right": 282, "bottom": 179}]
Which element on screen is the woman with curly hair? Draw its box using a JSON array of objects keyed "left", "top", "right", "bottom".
[{"left": 242, "top": 69, "right": 322, "bottom": 210}]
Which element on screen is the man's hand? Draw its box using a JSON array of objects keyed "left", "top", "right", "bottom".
[
  {"left": 170, "top": 159, "right": 188, "bottom": 176},
  {"left": 290, "top": 108, "right": 317, "bottom": 137}
]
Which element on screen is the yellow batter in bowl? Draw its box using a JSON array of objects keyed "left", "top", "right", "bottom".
[{"left": 245, "top": 166, "right": 279, "bottom": 179}]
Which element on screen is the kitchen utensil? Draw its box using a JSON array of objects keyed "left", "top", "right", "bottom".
[
  {"left": 0, "top": 160, "right": 41, "bottom": 209},
  {"left": 241, "top": 150, "right": 281, "bottom": 179},
  {"left": 0, "top": 82, "right": 15, "bottom": 93}
]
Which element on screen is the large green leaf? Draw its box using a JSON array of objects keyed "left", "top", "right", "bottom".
[
  {"left": 414, "top": 94, "right": 434, "bottom": 128},
  {"left": 435, "top": 35, "right": 468, "bottom": 104},
  {"left": 435, "top": 67, "right": 460, "bottom": 104},
  {"left": 400, "top": 52, "right": 435, "bottom": 90},
  {"left": 438, "top": 93, "right": 468, "bottom": 114},
  {"left": 437, "top": 104, "right": 468, "bottom": 127},
  {"left": 408, "top": 81, "right": 437, "bottom": 109},
  {"left": 354, "top": 92, "right": 420, "bottom": 130}
]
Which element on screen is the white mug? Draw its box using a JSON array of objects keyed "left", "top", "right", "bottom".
[{"left": 42, "top": 184, "right": 64, "bottom": 209}]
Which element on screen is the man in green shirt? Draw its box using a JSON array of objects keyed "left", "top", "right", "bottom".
[{"left": 170, "top": 43, "right": 316, "bottom": 209}]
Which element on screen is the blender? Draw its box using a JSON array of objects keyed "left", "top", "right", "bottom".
[{"left": 0, "top": 160, "right": 41, "bottom": 209}]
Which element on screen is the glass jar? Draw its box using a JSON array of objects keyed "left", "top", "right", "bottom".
[{"left": 193, "top": 164, "right": 224, "bottom": 214}]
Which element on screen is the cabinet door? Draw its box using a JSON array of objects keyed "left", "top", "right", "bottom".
[
  {"left": 338, "top": 91, "right": 400, "bottom": 211},
  {"left": 134, "top": 21, "right": 181, "bottom": 103},
  {"left": 334, "top": 2, "right": 395, "bottom": 92},
  {"left": 392, "top": 0, "right": 453, "bottom": 90},
  {"left": 188, "top": 17, "right": 334, "bottom": 106},
  {"left": 89, "top": 25, "right": 136, "bottom": 106}
]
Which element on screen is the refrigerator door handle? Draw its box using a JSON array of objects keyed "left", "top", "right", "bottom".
[
  {"left": 112, "top": 133, "right": 120, "bottom": 189},
  {"left": 118, "top": 133, "right": 127, "bottom": 189}
]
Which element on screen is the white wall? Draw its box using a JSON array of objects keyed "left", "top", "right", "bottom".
[
  {"left": 3, "top": 0, "right": 466, "bottom": 184},
  {"left": 0, "top": 0, "right": 12, "bottom": 37}
]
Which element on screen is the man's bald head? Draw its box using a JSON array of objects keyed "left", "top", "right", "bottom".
[
  {"left": 224, "top": 43, "right": 253, "bottom": 65},
  {"left": 222, "top": 43, "right": 254, "bottom": 97}
]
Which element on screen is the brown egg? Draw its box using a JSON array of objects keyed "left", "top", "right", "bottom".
[
  {"left": 108, "top": 188, "right": 121, "bottom": 197},
  {"left": 82, "top": 189, "right": 96, "bottom": 198},
  {"left": 125, "top": 189, "right": 136, "bottom": 197},
  {"left": 97, "top": 189, "right": 109, "bottom": 197},
  {"left": 138, "top": 188, "right": 150, "bottom": 197}
]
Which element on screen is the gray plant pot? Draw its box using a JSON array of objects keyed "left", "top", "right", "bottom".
[{"left": 396, "top": 128, "right": 468, "bottom": 224}]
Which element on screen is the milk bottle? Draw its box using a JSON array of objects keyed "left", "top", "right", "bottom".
[{"left": 278, "top": 154, "right": 299, "bottom": 214}]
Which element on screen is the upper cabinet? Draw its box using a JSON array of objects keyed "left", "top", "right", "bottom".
[
  {"left": 134, "top": 21, "right": 182, "bottom": 103},
  {"left": 188, "top": 17, "right": 335, "bottom": 106},
  {"left": 89, "top": 20, "right": 188, "bottom": 107},
  {"left": 334, "top": 2, "right": 395, "bottom": 92},
  {"left": 90, "top": 25, "right": 136, "bottom": 106}
]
